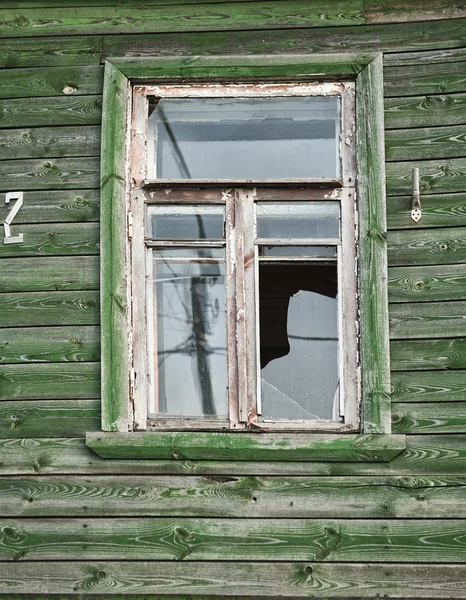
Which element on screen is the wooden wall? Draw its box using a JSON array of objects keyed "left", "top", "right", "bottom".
[{"left": 1, "top": 1, "right": 466, "bottom": 597}]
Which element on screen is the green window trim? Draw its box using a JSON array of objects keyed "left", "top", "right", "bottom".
[{"left": 89, "top": 53, "right": 405, "bottom": 461}]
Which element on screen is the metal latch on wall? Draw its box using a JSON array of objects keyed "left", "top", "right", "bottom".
[
  {"left": 3, "top": 191, "right": 24, "bottom": 244},
  {"left": 411, "top": 168, "right": 421, "bottom": 223}
]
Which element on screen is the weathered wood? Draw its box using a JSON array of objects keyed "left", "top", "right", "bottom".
[
  {"left": 0, "top": 126, "right": 100, "bottom": 160},
  {"left": 0, "top": 363, "right": 100, "bottom": 401},
  {"left": 3, "top": 561, "right": 466, "bottom": 597},
  {"left": 0, "top": 290, "right": 99, "bottom": 328},
  {"left": 2, "top": 474, "right": 466, "bottom": 519},
  {"left": 385, "top": 93, "right": 466, "bottom": 129},
  {"left": 0, "top": 66, "right": 103, "bottom": 99},
  {"left": 388, "top": 264, "right": 466, "bottom": 303},
  {"left": 2, "top": 517, "right": 466, "bottom": 562},
  {"left": 0, "top": 157, "right": 99, "bottom": 191},
  {"left": 366, "top": 0, "right": 466, "bottom": 23},
  {"left": 384, "top": 61, "right": 466, "bottom": 96},
  {"left": 388, "top": 227, "right": 466, "bottom": 267},
  {"left": 0, "top": 400, "right": 100, "bottom": 438},
  {"left": 0, "top": 95, "right": 102, "bottom": 128},
  {"left": 0, "top": 325, "right": 99, "bottom": 364},
  {"left": 384, "top": 47, "right": 466, "bottom": 67},
  {"left": 385, "top": 125, "right": 466, "bottom": 162},
  {"left": 386, "top": 158, "right": 466, "bottom": 196},
  {"left": 0, "top": 35, "right": 103, "bottom": 69},
  {"left": 101, "top": 19, "right": 466, "bottom": 59},
  {"left": 0, "top": 256, "right": 99, "bottom": 293},
  {"left": 387, "top": 193, "right": 466, "bottom": 229},
  {"left": 391, "top": 371, "right": 466, "bottom": 403},
  {"left": 391, "top": 338, "right": 466, "bottom": 371},
  {"left": 3, "top": 435, "right": 466, "bottom": 477},
  {"left": 389, "top": 301, "right": 466, "bottom": 340},
  {"left": 0, "top": 3, "right": 365, "bottom": 38},
  {"left": 86, "top": 432, "right": 405, "bottom": 462},
  {"left": 393, "top": 402, "right": 466, "bottom": 434}
]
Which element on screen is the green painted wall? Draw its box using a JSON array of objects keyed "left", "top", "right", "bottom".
[{"left": 1, "top": 1, "right": 466, "bottom": 597}]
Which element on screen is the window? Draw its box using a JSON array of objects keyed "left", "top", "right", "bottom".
[{"left": 86, "top": 55, "right": 405, "bottom": 461}]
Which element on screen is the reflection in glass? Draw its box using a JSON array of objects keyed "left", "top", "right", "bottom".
[
  {"left": 148, "top": 250, "right": 228, "bottom": 418},
  {"left": 258, "top": 246, "right": 337, "bottom": 258},
  {"left": 148, "top": 97, "right": 339, "bottom": 179},
  {"left": 256, "top": 202, "right": 340, "bottom": 239},
  {"left": 147, "top": 205, "right": 225, "bottom": 239},
  {"left": 259, "top": 263, "right": 339, "bottom": 420}
]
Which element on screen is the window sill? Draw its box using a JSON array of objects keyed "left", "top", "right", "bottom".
[{"left": 86, "top": 432, "right": 406, "bottom": 462}]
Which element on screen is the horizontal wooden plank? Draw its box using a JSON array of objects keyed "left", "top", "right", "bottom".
[
  {"left": 0, "top": 256, "right": 99, "bottom": 293},
  {"left": 1, "top": 434, "right": 466, "bottom": 476},
  {"left": 0, "top": 126, "right": 100, "bottom": 160},
  {"left": 388, "top": 227, "right": 466, "bottom": 267},
  {"left": 391, "top": 370, "right": 466, "bottom": 403},
  {"left": 2, "top": 474, "right": 466, "bottom": 519},
  {"left": 0, "top": 157, "right": 99, "bottom": 191},
  {"left": 0, "top": 325, "right": 99, "bottom": 364},
  {"left": 367, "top": 0, "right": 466, "bottom": 23},
  {"left": 0, "top": 399, "right": 100, "bottom": 438},
  {"left": 0, "top": 1, "right": 115, "bottom": 9},
  {"left": 388, "top": 264, "right": 466, "bottom": 303},
  {"left": 0, "top": 3, "right": 365, "bottom": 38},
  {"left": 101, "top": 19, "right": 466, "bottom": 59},
  {"left": 0, "top": 291, "right": 99, "bottom": 328},
  {"left": 389, "top": 301, "right": 466, "bottom": 339},
  {"left": 2, "top": 517, "right": 466, "bottom": 562},
  {"left": 3, "top": 561, "right": 466, "bottom": 597},
  {"left": 0, "top": 363, "right": 100, "bottom": 401},
  {"left": 393, "top": 402, "right": 466, "bottom": 434},
  {"left": 0, "top": 66, "right": 103, "bottom": 99},
  {"left": 0, "top": 223, "right": 99, "bottom": 258},
  {"left": 386, "top": 158, "right": 466, "bottom": 197},
  {"left": 0, "top": 95, "right": 102, "bottom": 128},
  {"left": 0, "top": 35, "right": 102, "bottom": 69},
  {"left": 385, "top": 93, "right": 466, "bottom": 129},
  {"left": 384, "top": 47, "right": 466, "bottom": 67},
  {"left": 391, "top": 338, "right": 466, "bottom": 371},
  {"left": 385, "top": 125, "right": 466, "bottom": 162},
  {"left": 387, "top": 193, "right": 466, "bottom": 229},
  {"left": 384, "top": 61, "right": 466, "bottom": 97}
]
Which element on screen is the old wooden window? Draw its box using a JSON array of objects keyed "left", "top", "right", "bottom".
[{"left": 87, "top": 55, "right": 406, "bottom": 461}]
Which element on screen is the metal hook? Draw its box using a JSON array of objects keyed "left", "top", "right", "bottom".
[{"left": 411, "top": 168, "right": 421, "bottom": 223}]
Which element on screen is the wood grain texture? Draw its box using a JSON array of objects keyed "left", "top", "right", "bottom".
[
  {"left": 0, "top": 291, "right": 99, "bottom": 328},
  {"left": 0, "top": 363, "right": 100, "bottom": 401},
  {"left": 385, "top": 125, "right": 466, "bottom": 162},
  {"left": 0, "top": 66, "right": 103, "bottom": 99},
  {"left": 0, "top": 325, "right": 100, "bottom": 364},
  {"left": 2, "top": 474, "right": 466, "bottom": 519},
  {"left": 385, "top": 93, "right": 466, "bottom": 129},
  {"left": 391, "top": 338, "right": 466, "bottom": 371},
  {"left": 0, "top": 157, "right": 99, "bottom": 191},
  {"left": 391, "top": 370, "right": 466, "bottom": 403},
  {"left": 392, "top": 402, "right": 466, "bottom": 434},
  {"left": 2, "top": 517, "right": 466, "bottom": 562},
  {"left": 0, "top": 256, "right": 99, "bottom": 293},
  {"left": 0, "top": 400, "right": 100, "bottom": 438},
  {"left": 386, "top": 158, "right": 466, "bottom": 197},
  {"left": 2, "top": 561, "right": 466, "bottom": 597},
  {"left": 384, "top": 47, "right": 466, "bottom": 67},
  {"left": 388, "top": 227, "right": 466, "bottom": 267},
  {"left": 388, "top": 264, "right": 466, "bottom": 303},
  {"left": 366, "top": 0, "right": 466, "bottom": 23},
  {"left": 389, "top": 301, "right": 466, "bottom": 340},
  {"left": 3, "top": 435, "right": 466, "bottom": 477},
  {"left": 384, "top": 62, "right": 466, "bottom": 96},
  {"left": 0, "top": 126, "right": 100, "bottom": 160},
  {"left": 0, "top": 95, "right": 102, "bottom": 128},
  {"left": 0, "top": 3, "right": 365, "bottom": 38},
  {"left": 387, "top": 193, "right": 466, "bottom": 229},
  {"left": 0, "top": 35, "right": 103, "bottom": 69}
]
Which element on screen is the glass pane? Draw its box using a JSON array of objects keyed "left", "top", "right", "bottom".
[
  {"left": 148, "top": 249, "right": 228, "bottom": 418},
  {"left": 259, "top": 263, "right": 339, "bottom": 420},
  {"left": 256, "top": 202, "right": 340, "bottom": 239},
  {"left": 147, "top": 205, "right": 225, "bottom": 239},
  {"left": 148, "top": 97, "right": 339, "bottom": 179},
  {"left": 259, "top": 246, "right": 337, "bottom": 258},
  {"left": 154, "top": 248, "right": 224, "bottom": 260}
]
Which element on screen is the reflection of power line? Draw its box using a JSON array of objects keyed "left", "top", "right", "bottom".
[{"left": 288, "top": 335, "right": 338, "bottom": 341}]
